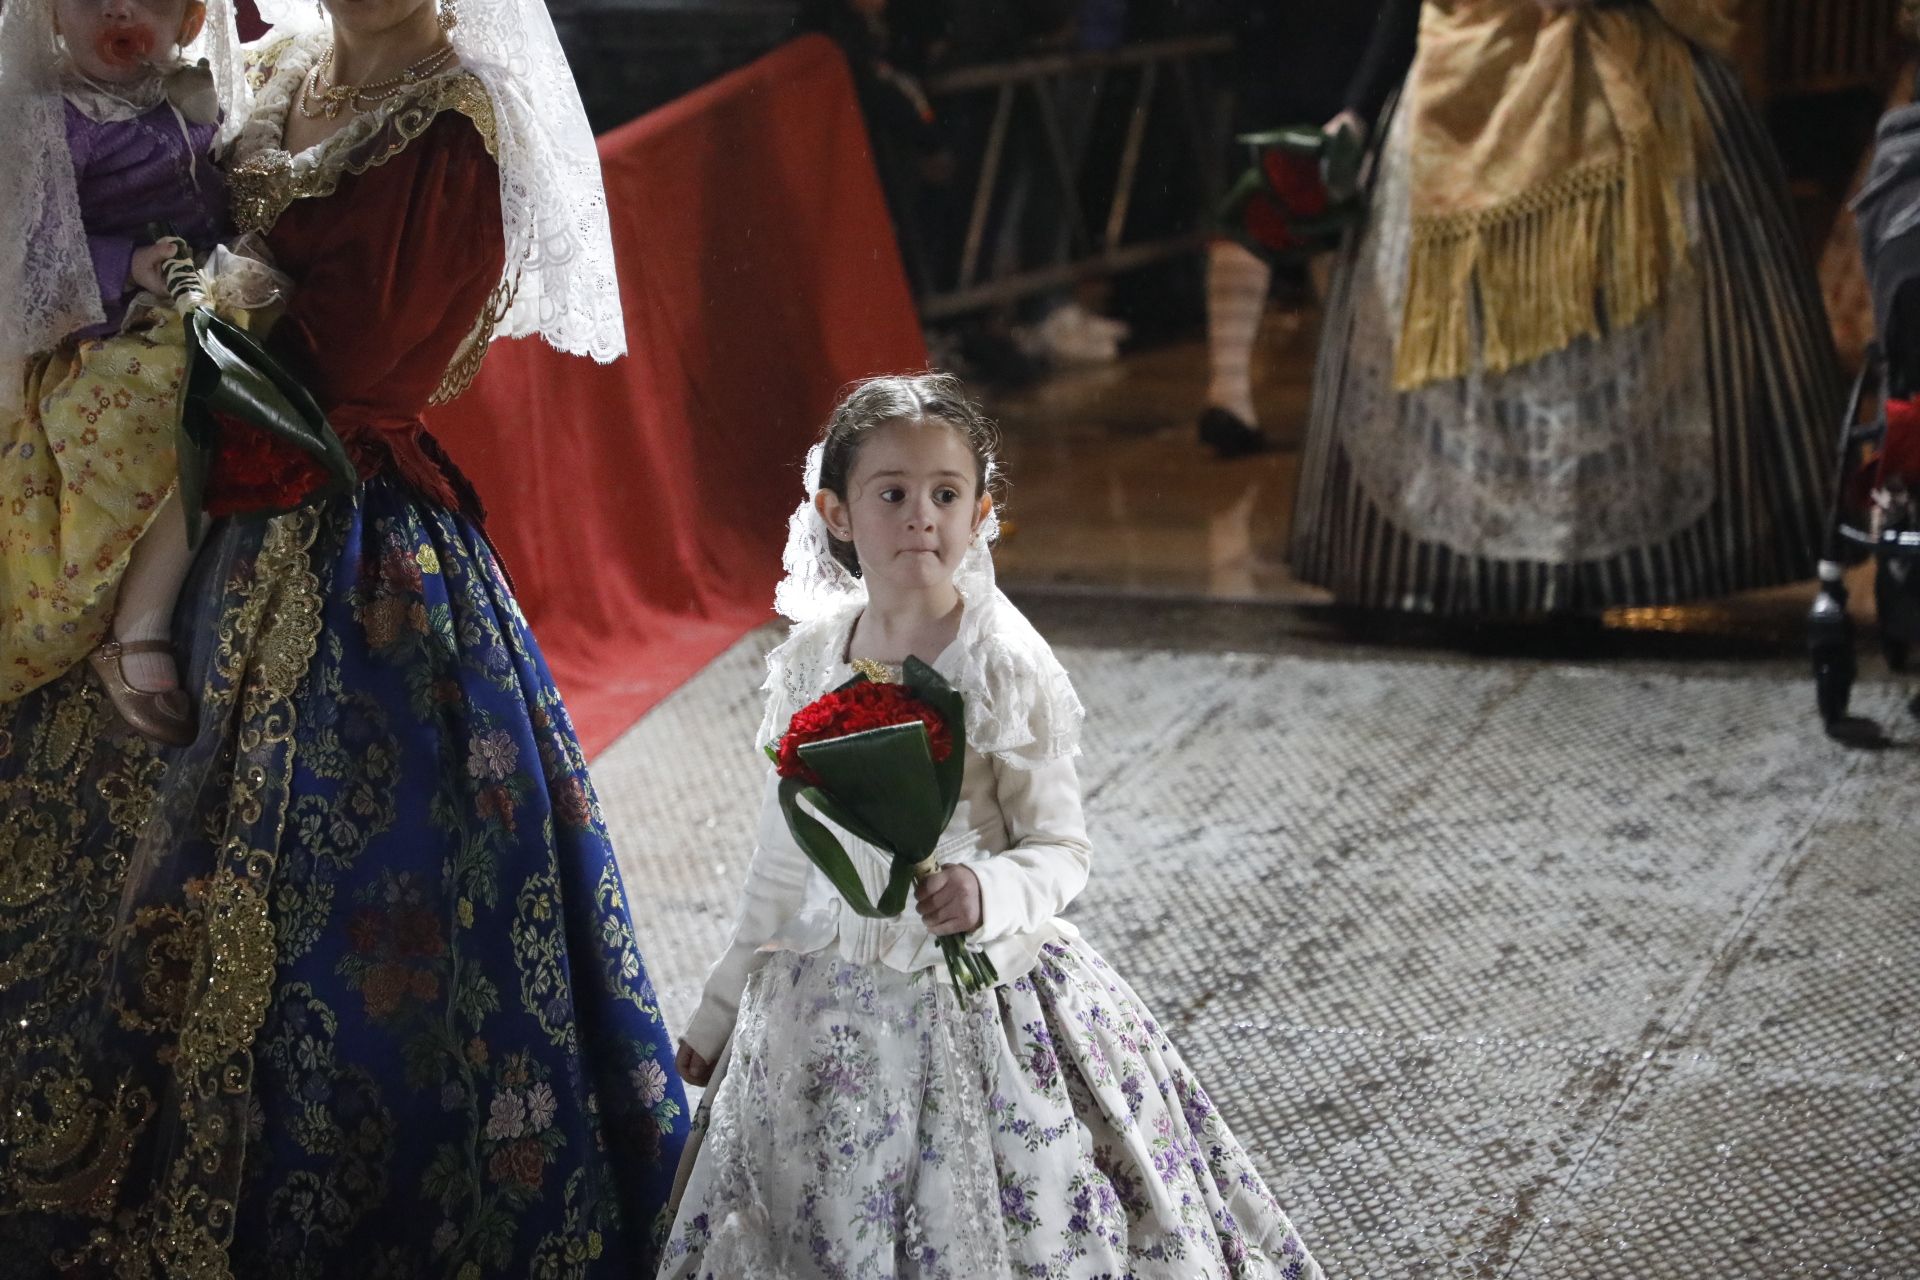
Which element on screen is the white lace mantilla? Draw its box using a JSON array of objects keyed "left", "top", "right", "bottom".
[
  {"left": 757, "top": 588, "right": 1085, "bottom": 771},
  {"left": 1338, "top": 96, "right": 1718, "bottom": 563},
  {"left": 246, "top": 0, "right": 626, "bottom": 362}
]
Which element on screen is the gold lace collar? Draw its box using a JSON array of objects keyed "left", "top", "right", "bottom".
[
  {"left": 228, "top": 32, "right": 497, "bottom": 237},
  {"left": 226, "top": 32, "right": 508, "bottom": 403}
]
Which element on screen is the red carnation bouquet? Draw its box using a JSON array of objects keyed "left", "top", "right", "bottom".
[
  {"left": 1221, "top": 120, "right": 1363, "bottom": 260},
  {"left": 768, "top": 658, "right": 998, "bottom": 994}
]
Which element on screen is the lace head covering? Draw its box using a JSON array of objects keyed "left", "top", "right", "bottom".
[
  {"left": 773, "top": 444, "right": 1002, "bottom": 624},
  {"left": 0, "top": 0, "right": 247, "bottom": 413},
  {"left": 765, "top": 439, "right": 1088, "bottom": 769},
  {"left": 763, "top": 377, "right": 1085, "bottom": 768},
  {"left": 250, "top": 0, "right": 625, "bottom": 362}
]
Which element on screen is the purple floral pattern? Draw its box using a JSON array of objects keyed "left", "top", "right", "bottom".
[{"left": 661, "top": 939, "right": 1323, "bottom": 1278}]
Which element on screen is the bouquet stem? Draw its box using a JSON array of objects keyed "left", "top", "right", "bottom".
[{"left": 914, "top": 858, "right": 1000, "bottom": 997}]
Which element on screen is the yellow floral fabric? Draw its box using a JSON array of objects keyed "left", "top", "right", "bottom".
[{"left": 0, "top": 310, "right": 185, "bottom": 700}]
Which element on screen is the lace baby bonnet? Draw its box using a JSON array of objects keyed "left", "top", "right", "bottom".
[
  {"left": 249, "top": 0, "right": 626, "bottom": 362},
  {"left": 0, "top": 0, "right": 247, "bottom": 414},
  {"left": 757, "top": 441, "right": 1086, "bottom": 769}
]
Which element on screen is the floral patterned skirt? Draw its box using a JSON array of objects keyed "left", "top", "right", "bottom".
[
  {"left": 0, "top": 477, "right": 687, "bottom": 1278},
  {"left": 0, "top": 313, "right": 185, "bottom": 700},
  {"left": 660, "top": 939, "right": 1323, "bottom": 1280}
]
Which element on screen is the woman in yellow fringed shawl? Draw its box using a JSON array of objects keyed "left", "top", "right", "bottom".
[{"left": 1290, "top": 0, "right": 1842, "bottom": 613}]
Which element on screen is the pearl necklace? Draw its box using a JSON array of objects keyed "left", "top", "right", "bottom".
[{"left": 298, "top": 40, "right": 455, "bottom": 119}]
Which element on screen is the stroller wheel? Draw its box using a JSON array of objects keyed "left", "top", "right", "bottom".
[
  {"left": 1885, "top": 637, "right": 1911, "bottom": 672},
  {"left": 1809, "top": 592, "right": 1856, "bottom": 727}
]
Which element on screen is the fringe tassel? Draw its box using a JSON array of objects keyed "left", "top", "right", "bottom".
[{"left": 1393, "top": 37, "right": 1703, "bottom": 393}]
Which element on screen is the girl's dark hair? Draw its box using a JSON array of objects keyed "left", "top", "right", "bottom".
[{"left": 816, "top": 372, "right": 1001, "bottom": 574}]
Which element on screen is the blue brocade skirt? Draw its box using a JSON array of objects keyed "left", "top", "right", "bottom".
[{"left": 0, "top": 477, "right": 688, "bottom": 1278}]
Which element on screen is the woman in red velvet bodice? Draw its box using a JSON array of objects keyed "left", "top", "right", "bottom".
[
  {"left": 214, "top": 107, "right": 505, "bottom": 515},
  {"left": 0, "top": 3, "right": 688, "bottom": 1274}
]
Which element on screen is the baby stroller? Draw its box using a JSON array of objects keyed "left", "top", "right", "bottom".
[{"left": 1809, "top": 98, "right": 1920, "bottom": 731}]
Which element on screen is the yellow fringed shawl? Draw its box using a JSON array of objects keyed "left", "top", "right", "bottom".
[{"left": 1395, "top": 0, "right": 1740, "bottom": 390}]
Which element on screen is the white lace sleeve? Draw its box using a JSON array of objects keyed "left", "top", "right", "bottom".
[{"left": 958, "top": 596, "right": 1085, "bottom": 768}]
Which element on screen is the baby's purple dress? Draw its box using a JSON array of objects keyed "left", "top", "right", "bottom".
[{"left": 64, "top": 96, "right": 227, "bottom": 338}]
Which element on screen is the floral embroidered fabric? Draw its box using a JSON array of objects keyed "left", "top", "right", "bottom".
[
  {"left": 661, "top": 942, "right": 1323, "bottom": 1279},
  {"left": 1, "top": 39, "right": 686, "bottom": 1267},
  {"left": 0, "top": 312, "right": 189, "bottom": 700},
  {"left": 0, "top": 481, "right": 691, "bottom": 1278}
]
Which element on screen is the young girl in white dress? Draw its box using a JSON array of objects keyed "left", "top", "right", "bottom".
[{"left": 660, "top": 373, "right": 1325, "bottom": 1279}]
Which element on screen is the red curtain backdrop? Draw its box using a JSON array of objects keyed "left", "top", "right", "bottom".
[{"left": 431, "top": 36, "right": 927, "bottom": 756}]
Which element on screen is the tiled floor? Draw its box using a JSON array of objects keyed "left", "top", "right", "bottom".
[
  {"left": 596, "top": 621, "right": 1919, "bottom": 1278},
  {"left": 602, "top": 303, "right": 1916, "bottom": 1274}
]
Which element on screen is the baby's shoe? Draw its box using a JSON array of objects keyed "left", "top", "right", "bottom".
[{"left": 87, "top": 638, "right": 196, "bottom": 747}]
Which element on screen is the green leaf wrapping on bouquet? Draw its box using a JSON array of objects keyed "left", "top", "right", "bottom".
[
  {"left": 800, "top": 718, "right": 946, "bottom": 848},
  {"left": 774, "top": 662, "right": 999, "bottom": 995},
  {"left": 154, "top": 236, "right": 357, "bottom": 545},
  {"left": 175, "top": 307, "right": 359, "bottom": 544},
  {"left": 778, "top": 775, "right": 917, "bottom": 920},
  {"left": 903, "top": 657, "right": 966, "bottom": 825}
]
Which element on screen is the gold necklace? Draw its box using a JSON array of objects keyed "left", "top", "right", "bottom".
[{"left": 298, "top": 40, "right": 456, "bottom": 119}]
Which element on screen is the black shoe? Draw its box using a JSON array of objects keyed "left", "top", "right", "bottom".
[{"left": 1198, "top": 406, "right": 1274, "bottom": 459}]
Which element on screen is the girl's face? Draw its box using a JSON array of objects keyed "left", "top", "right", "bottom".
[
  {"left": 56, "top": 0, "right": 203, "bottom": 83},
  {"left": 818, "top": 418, "right": 992, "bottom": 601}
]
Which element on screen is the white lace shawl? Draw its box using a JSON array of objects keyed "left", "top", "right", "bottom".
[{"left": 756, "top": 588, "right": 1086, "bottom": 771}]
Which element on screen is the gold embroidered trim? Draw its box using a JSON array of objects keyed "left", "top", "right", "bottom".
[
  {"left": 430, "top": 267, "right": 520, "bottom": 406},
  {"left": 227, "top": 71, "right": 498, "bottom": 237},
  {"left": 149, "top": 509, "right": 327, "bottom": 1280},
  {"left": 1, "top": 684, "right": 164, "bottom": 1230},
  {"left": 0, "top": 510, "right": 327, "bottom": 1279}
]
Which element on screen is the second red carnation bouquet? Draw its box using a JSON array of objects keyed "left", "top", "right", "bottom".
[{"left": 768, "top": 658, "right": 998, "bottom": 995}]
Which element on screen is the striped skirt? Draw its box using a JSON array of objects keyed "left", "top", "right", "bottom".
[{"left": 1289, "top": 53, "right": 1843, "bottom": 614}]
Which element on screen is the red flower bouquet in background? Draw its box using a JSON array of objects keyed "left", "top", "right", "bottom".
[
  {"left": 1879, "top": 396, "right": 1920, "bottom": 489},
  {"left": 769, "top": 659, "right": 998, "bottom": 994},
  {"left": 1241, "top": 150, "right": 1329, "bottom": 253}
]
